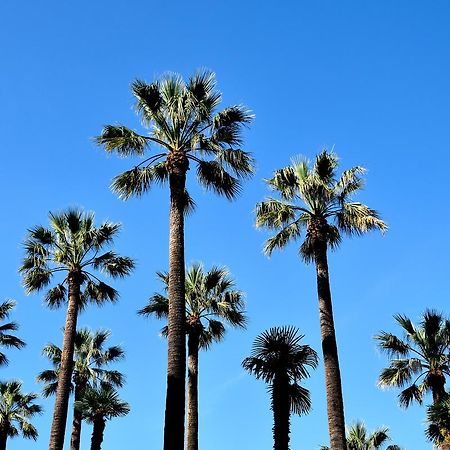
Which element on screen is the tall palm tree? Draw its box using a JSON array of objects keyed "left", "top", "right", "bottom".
[
  {"left": 375, "top": 310, "right": 450, "bottom": 407},
  {"left": 0, "top": 300, "right": 25, "bottom": 365},
  {"left": 242, "top": 326, "right": 318, "bottom": 450},
  {"left": 320, "top": 421, "right": 401, "bottom": 450},
  {"left": 75, "top": 384, "right": 129, "bottom": 450},
  {"left": 0, "top": 380, "right": 43, "bottom": 450},
  {"left": 139, "top": 263, "right": 246, "bottom": 450},
  {"left": 20, "top": 209, "right": 134, "bottom": 450},
  {"left": 37, "top": 328, "right": 125, "bottom": 450},
  {"left": 95, "top": 70, "right": 254, "bottom": 450},
  {"left": 426, "top": 398, "right": 450, "bottom": 450},
  {"left": 256, "top": 151, "right": 386, "bottom": 449}
]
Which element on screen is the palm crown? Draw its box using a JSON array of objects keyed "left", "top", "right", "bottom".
[
  {"left": 242, "top": 326, "right": 318, "bottom": 415},
  {"left": 0, "top": 380, "right": 42, "bottom": 441},
  {"left": 426, "top": 397, "right": 450, "bottom": 446},
  {"left": 95, "top": 70, "right": 254, "bottom": 203},
  {"left": 37, "top": 328, "right": 125, "bottom": 397},
  {"left": 255, "top": 150, "right": 387, "bottom": 259},
  {"left": 0, "top": 300, "right": 25, "bottom": 366},
  {"left": 376, "top": 309, "right": 450, "bottom": 407},
  {"left": 20, "top": 209, "right": 134, "bottom": 308},
  {"left": 139, "top": 263, "right": 246, "bottom": 347}
]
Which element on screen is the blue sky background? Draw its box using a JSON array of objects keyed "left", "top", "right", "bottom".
[{"left": 1, "top": 1, "right": 450, "bottom": 449}]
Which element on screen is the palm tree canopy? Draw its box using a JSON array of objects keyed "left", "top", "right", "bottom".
[
  {"left": 426, "top": 397, "right": 450, "bottom": 445},
  {"left": 375, "top": 309, "right": 450, "bottom": 407},
  {"left": 37, "top": 328, "right": 125, "bottom": 397},
  {"left": 255, "top": 150, "right": 387, "bottom": 260},
  {"left": 95, "top": 70, "right": 254, "bottom": 204},
  {"left": 20, "top": 209, "right": 135, "bottom": 310},
  {"left": 0, "top": 300, "right": 25, "bottom": 366},
  {"left": 75, "top": 385, "right": 129, "bottom": 423},
  {"left": 242, "top": 326, "right": 318, "bottom": 415},
  {"left": 138, "top": 263, "right": 246, "bottom": 348},
  {"left": 0, "top": 380, "right": 43, "bottom": 440},
  {"left": 320, "top": 421, "right": 401, "bottom": 450}
]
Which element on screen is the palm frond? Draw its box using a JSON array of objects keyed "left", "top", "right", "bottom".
[{"left": 95, "top": 125, "right": 148, "bottom": 156}]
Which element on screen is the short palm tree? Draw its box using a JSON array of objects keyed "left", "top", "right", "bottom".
[
  {"left": 37, "top": 328, "right": 125, "bottom": 450},
  {"left": 426, "top": 398, "right": 450, "bottom": 450},
  {"left": 96, "top": 70, "right": 254, "bottom": 450},
  {"left": 256, "top": 150, "right": 386, "bottom": 449},
  {"left": 0, "top": 380, "right": 43, "bottom": 450},
  {"left": 139, "top": 263, "right": 246, "bottom": 450},
  {"left": 320, "top": 421, "right": 401, "bottom": 450},
  {"left": 0, "top": 300, "right": 25, "bottom": 365},
  {"left": 20, "top": 209, "right": 134, "bottom": 450},
  {"left": 375, "top": 310, "right": 450, "bottom": 407},
  {"left": 242, "top": 326, "right": 318, "bottom": 450},
  {"left": 75, "top": 384, "right": 129, "bottom": 450}
]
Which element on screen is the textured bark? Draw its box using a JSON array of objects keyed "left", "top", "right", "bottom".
[
  {"left": 314, "top": 241, "right": 347, "bottom": 450},
  {"left": 163, "top": 157, "right": 187, "bottom": 450},
  {"left": 0, "top": 431, "right": 7, "bottom": 450},
  {"left": 70, "top": 379, "right": 86, "bottom": 450},
  {"left": 90, "top": 417, "right": 106, "bottom": 450},
  {"left": 186, "top": 333, "right": 199, "bottom": 450},
  {"left": 271, "top": 373, "right": 290, "bottom": 450},
  {"left": 48, "top": 271, "right": 80, "bottom": 450}
]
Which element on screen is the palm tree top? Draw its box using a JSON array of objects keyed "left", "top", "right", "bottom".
[
  {"left": 255, "top": 150, "right": 387, "bottom": 260},
  {"left": 95, "top": 70, "right": 255, "bottom": 202},
  {"left": 0, "top": 299, "right": 26, "bottom": 366},
  {"left": 139, "top": 262, "right": 246, "bottom": 348},
  {"left": 20, "top": 208, "right": 134, "bottom": 310}
]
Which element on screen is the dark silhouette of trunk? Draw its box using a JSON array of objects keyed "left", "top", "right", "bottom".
[
  {"left": 271, "top": 373, "right": 290, "bottom": 450},
  {"left": 0, "top": 430, "right": 7, "bottom": 450},
  {"left": 70, "top": 379, "right": 86, "bottom": 450},
  {"left": 186, "top": 333, "right": 199, "bottom": 450},
  {"left": 431, "top": 373, "right": 446, "bottom": 405},
  {"left": 49, "top": 271, "right": 81, "bottom": 450},
  {"left": 90, "top": 417, "right": 106, "bottom": 450},
  {"left": 164, "top": 155, "right": 187, "bottom": 450},
  {"left": 313, "top": 238, "right": 347, "bottom": 450}
]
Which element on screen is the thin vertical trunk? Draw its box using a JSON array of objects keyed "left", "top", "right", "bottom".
[
  {"left": 431, "top": 374, "right": 446, "bottom": 405},
  {"left": 90, "top": 417, "right": 106, "bottom": 450},
  {"left": 48, "top": 271, "right": 80, "bottom": 450},
  {"left": 70, "top": 380, "right": 86, "bottom": 450},
  {"left": 163, "top": 165, "right": 187, "bottom": 450},
  {"left": 186, "top": 333, "right": 199, "bottom": 450},
  {"left": 271, "top": 373, "right": 290, "bottom": 450},
  {"left": 0, "top": 430, "right": 7, "bottom": 450},
  {"left": 314, "top": 242, "right": 347, "bottom": 450}
]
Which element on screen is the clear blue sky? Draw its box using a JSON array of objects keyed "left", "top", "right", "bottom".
[{"left": 1, "top": 1, "right": 449, "bottom": 449}]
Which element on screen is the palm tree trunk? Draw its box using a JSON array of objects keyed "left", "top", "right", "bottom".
[
  {"left": 70, "top": 380, "right": 86, "bottom": 450},
  {"left": 0, "top": 430, "right": 7, "bottom": 450},
  {"left": 314, "top": 242, "right": 347, "bottom": 450},
  {"left": 271, "top": 373, "right": 290, "bottom": 450},
  {"left": 90, "top": 417, "right": 106, "bottom": 450},
  {"left": 48, "top": 271, "right": 80, "bottom": 450},
  {"left": 163, "top": 164, "right": 187, "bottom": 450},
  {"left": 186, "top": 333, "right": 199, "bottom": 450}
]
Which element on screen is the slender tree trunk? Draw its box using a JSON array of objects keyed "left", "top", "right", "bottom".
[
  {"left": 0, "top": 430, "right": 7, "bottom": 450},
  {"left": 431, "top": 374, "right": 446, "bottom": 405},
  {"left": 271, "top": 373, "right": 290, "bottom": 450},
  {"left": 90, "top": 417, "right": 106, "bottom": 450},
  {"left": 70, "top": 380, "right": 86, "bottom": 450},
  {"left": 186, "top": 333, "right": 199, "bottom": 450},
  {"left": 163, "top": 160, "right": 187, "bottom": 450},
  {"left": 48, "top": 271, "right": 80, "bottom": 450},
  {"left": 314, "top": 241, "right": 347, "bottom": 450}
]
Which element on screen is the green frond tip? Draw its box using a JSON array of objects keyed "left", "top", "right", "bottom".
[{"left": 95, "top": 125, "right": 148, "bottom": 156}]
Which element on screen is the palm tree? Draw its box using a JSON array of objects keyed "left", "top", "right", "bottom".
[
  {"left": 0, "top": 300, "right": 25, "bottom": 365},
  {"left": 75, "top": 384, "right": 129, "bottom": 450},
  {"left": 256, "top": 150, "right": 386, "bottom": 449},
  {"left": 242, "top": 326, "right": 318, "bottom": 450},
  {"left": 0, "top": 380, "right": 43, "bottom": 450},
  {"left": 426, "top": 398, "right": 450, "bottom": 450},
  {"left": 320, "top": 421, "right": 401, "bottom": 450},
  {"left": 95, "top": 70, "right": 254, "bottom": 450},
  {"left": 20, "top": 209, "right": 134, "bottom": 450},
  {"left": 139, "top": 263, "right": 247, "bottom": 450},
  {"left": 37, "top": 328, "right": 125, "bottom": 450},
  {"left": 375, "top": 310, "right": 450, "bottom": 408}
]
